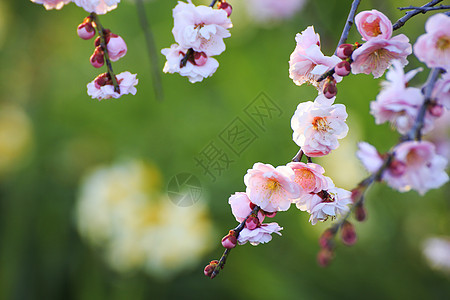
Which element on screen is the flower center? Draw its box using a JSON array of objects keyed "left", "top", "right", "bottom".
[
  {"left": 194, "top": 23, "right": 205, "bottom": 29},
  {"left": 436, "top": 36, "right": 450, "bottom": 50},
  {"left": 312, "top": 116, "right": 329, "bottom": 131},
  {"left": 362, "top": 18, "right": 382, "bottom": 37},
  {"left": 295, "top": 169, "right": 316, "bottom": 191},
  {"left": 266, "top": 179, "right": 280, "bottom": 191}
]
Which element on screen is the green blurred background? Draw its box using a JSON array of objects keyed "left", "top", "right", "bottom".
[{"left": 0, "top": 0, "right": 449, "bottom": 299}]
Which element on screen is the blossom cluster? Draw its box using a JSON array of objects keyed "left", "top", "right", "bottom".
[
  {"left": 220, "top": 162, "right": 352, "bottom": 249},
  {"left": 161, "top": 1, "right": 233, "bottom": 83},
  {"left": 30, "top": 0, "right": 138, "bottom": 100}
]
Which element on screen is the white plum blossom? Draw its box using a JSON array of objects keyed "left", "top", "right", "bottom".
[
  {"left": 291, "top": 95, "right": 349, "bottom": 157},
  {"left": 423, "top": 237, "right": 450, "bottom": 272},
  {"left": 87, "top": 71, "right": 138, "bottom": 100},
  {"left": 172, "top": 0, "right": 232, "bottom": 56},
  {"left": 356, "top": 142, "right": 384, "bottom": 174},
  {"left": 413, "top": 13, "right": 450, "bottom": 69},
  {"left": 30, "top": 0, "right": 70, "bottom": 10},
  {"left": 73, "top": 0, "right": 120, "bottom": 14},
  {"left": 237, "top": 222, "right": 283, "bottom": 246},
  {"left": 161, "top": 44, "right": 219, "bottom": 83},
  {"left": 244, "top": 163, "right": 300, "bottom": 212},
  {"left": 289, "top": 26, "right": 341, "bottom": 90}
]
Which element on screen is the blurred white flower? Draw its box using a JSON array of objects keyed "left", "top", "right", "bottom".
[
  {"left": 76, "top": 160, "right": 215, "bottom": 278},
  {"left": 423, "top": 237, "right": 450, "bottom": 273}
]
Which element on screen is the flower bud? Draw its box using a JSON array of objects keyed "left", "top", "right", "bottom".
[
  {"left": 221, "top": 230, "right": 237, "bottom": 249},
  {"left": 389, "top": 159, "right": 407, "bottom": 177},
  {"left": 264, "top": 211, "right": 277, "bottom": 218},
  {"left": 319, "top": 228, "right": 336, "bottom": 250},
  {"left": 217, "top": 1, "right": 232, "bottom": 17},
  {"left": 204, "top": 260, "right": 219, "bottom": 278},
  {"left": 90, "top": 46, "right": 104, "bottom": 68},
  {"left": 355, "top": 204, "right": 367, "bottom": 222},
  {"left": 193, "top": 51, "right": 208, "bottom": 66},
  {"left": 245, "top": 216, "right": 260, "bottom": 230},
  {"left": 341, "top": 221, "right": 357, "bottom": 246},
  {"left": 336, "top": 43, "right": 354, "bottom": 59},
  {"left": 428, "top": 103, "right": 444, "bottom": 117},
  {"left": 77, "top": 18, "right": 96, "bottom": 40},
  {"left": 107, "top": 34, "right": 127, "bottom": 62},
  {"left": 317, "top": 248, "right": 334, "bottom": 267},
  {"left": 323, "top": 79, "right": 337, "bottom": 99},
  {"left": 335, "top": 60, "right": 351, "bottom": 77}
]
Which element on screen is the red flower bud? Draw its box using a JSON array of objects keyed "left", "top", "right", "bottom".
[
  {"left": 221, "top": 230, "right": 237, "bottom": 249},
  {"left": 355, "top": 204, "right": 367, "bottom": 222},
  {"left": 336, "top": 43, "right": 354, "bottom": 59},
  {"left": 323, "top": 79, "right": 337, "bottom": 99},
  {"left": 77, "top": 19, "right": 96, "bottom": 40},
  {"left": 90, "top": 46, "right": 104, "bottom": 68},
  {"left": 335, "top": 60, "right": 351, "bottom": 77},
  {"left": 341, "top": 221, "right": 357, "bottom": 246},
  {"left": 217, "top": 1, "right": 232, "bottom": 17},
  {"left": 429, "top": 104, "right": 444, "bottom": 117},
  {"left": 317, "top": 248, "right": 334, "bottom": 267},
  {"left": 193, "top": 51, "right": 208, "bottom": 66},
  {"left": 204, "top": 260, "right": 219, "bottom": 278},
  {"left": 319, "top": 228, "right": 336, "bottom": 250},
  {"left": 245, "top": 216, "right": 260, "bottom": 230}
]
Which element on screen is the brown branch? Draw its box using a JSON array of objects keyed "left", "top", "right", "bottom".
[
  {"left": 334, "top": 0, "right": 362, "bottom": 54},
  {"left": 90, "top": 13, "right": 120, "bottom": 93},
  {"left": 393, "top": 0, "right": 443, "bottom": 30}
]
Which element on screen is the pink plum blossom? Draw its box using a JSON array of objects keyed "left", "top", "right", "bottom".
[
  {"left": 357, "top": 141, "right": 449, "bottom": 195},
  {"left": 356, "top": 142, "right": 384, "bottom": 174},
  {"left": 30, "top": 0, "right": 70, "bottom": 10},
  {"left": 244, "top": 0, "right": 306, "bottom": 24},
  {"left": 77, "top": 21, "right": 96, "bottom": 40},
  {"left": 228, "top": 192, "right": 265, "bottom": 223},
  {"left": 87, "top": 71, "right": 138, "bottom": 100},
  {"left": 289, "top": 26, "right": 342, "bottom": 90},
  {"left": 425, "top": 110, "right": 450, "bottom": 160},
  {"left": 161, "top": 44, "right": 219, "bottom": 83},
  {"left": 370, "top": 61, "right": 430, "bottom": 134},
  {"left": 286, "top": 162, "right": 328, "bottom": 195},
  {"left": 351, "top": 34, "right": 412, "bottom": 78},
  {"left": 73, "top": 0, "right": 120, "bottom": 14},
  {"left": 291, "top": 95, "right": 349, "bottom": 157},
  {"left": 172, "top": 1, "right": 232, "bottom": 56},
  {"left": 244, "top": 163, "right": 300, "bottom": 212},
  {"left": 433, "top": 71, "right": 450, "bottom": 110},
  {"left": 390, "top": 141, "right": 449, "bottom": 195},
  {"left": 107, "top": 34, "right": 127, "bottom": 62},
  {"left": 355, "top": 10, "right": 393, "bottom": 41},
  {"left": 413, "top": 13, "right": 450, "bottom": 69},
  {"left": 237, "top": 222, "right": 283, "bottom": 246}
]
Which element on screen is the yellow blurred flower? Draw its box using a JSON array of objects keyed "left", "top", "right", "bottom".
[{"left": 76, "top": 160, "right": 215, "bottom": 278}]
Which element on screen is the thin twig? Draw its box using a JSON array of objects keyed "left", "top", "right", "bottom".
[
  {"left": 91, "top": 13, "right": 120, "bottom": 93},
  {"left": 209, "top": 0, "right": 219, "bottom": 7},
  {"left": 292, "top": 149, "right": 304, "bottom": 162},
  {"left": 135, "top": 0, "right": 164, "bottom": 101},
  {"left": 398, "top": 5, "right": 449, "bottom": 11},
  {"left": 210, "top": 205, "right": 260, "bottom": 278},
  {"left": 393, "top": 0, "right": 443, "bottom": 30},
  {"left": 406, "top": 68, "right": 443, "bottom": 141},
  {"left": 334, "top": 0, "right": 362, "bottom": 54}
]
